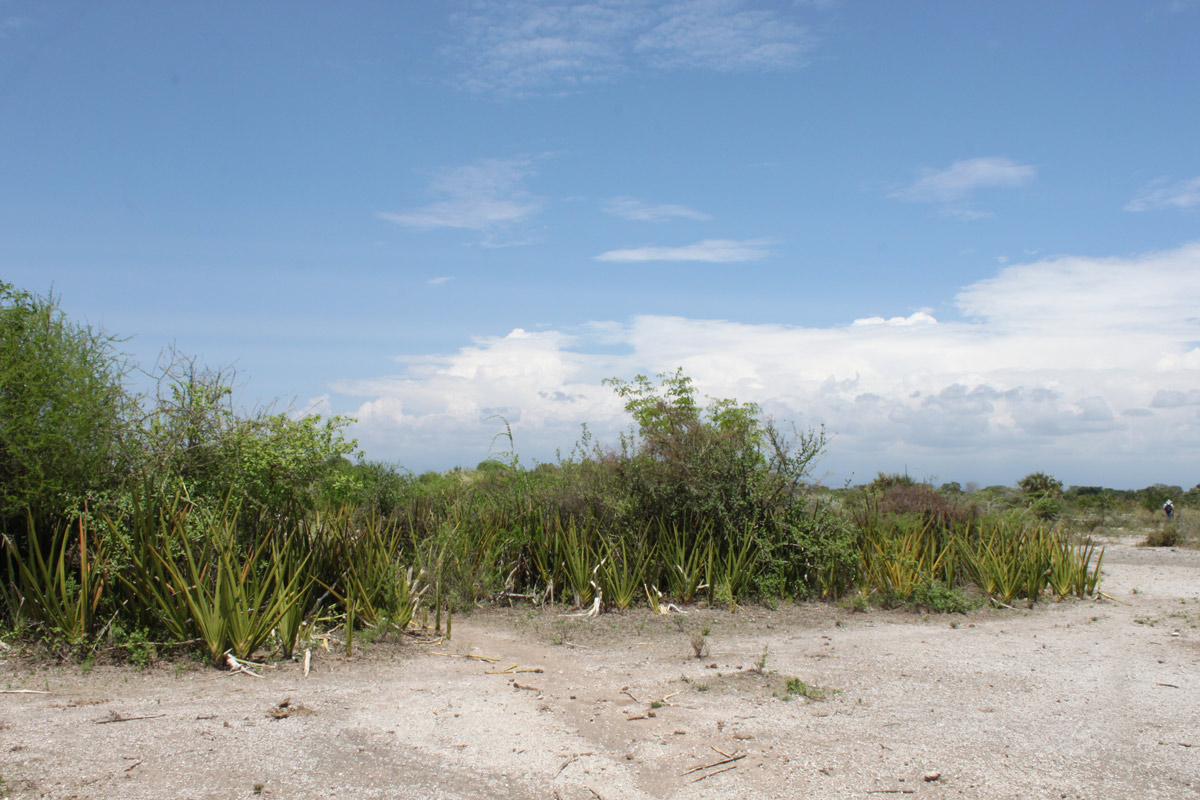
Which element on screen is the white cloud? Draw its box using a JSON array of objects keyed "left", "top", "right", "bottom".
[
  {"left": 445, "top": 0, "right": 815, "bottom": 96},
  {"left": 891, "top": 157, "right": 1035, "bottom": 216},
  {"left": 427, "top": 276, "right": 453, "bottom": 286},
  {"left": 633, "top": 0, "right": 813, "bottom": 72},
  {"left": 377, "top": 158, "right": 541, "bottom": 233},
  {"left": 332, "top": 242, "right": 1200, "bottom": 487},
  {"left": 1125, "top": 175, "right": 1200, "bottom": 212},
  {"left": 602, "top": 196, "right": 711, "bottom": 221},
  {"left": 595, "top": 238, "right": 771, "bottom": 262}
]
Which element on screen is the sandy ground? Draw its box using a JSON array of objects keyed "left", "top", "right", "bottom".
[{"left": 1, "top": 537, "right": 1198, "bottom": 800}]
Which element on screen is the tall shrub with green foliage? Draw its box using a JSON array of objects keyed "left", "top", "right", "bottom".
[
  {"left": 570, "top": 369, "right": 848, "bottom": 598},
  {"left": 0, "top": 283, "right": 133, "bottom": 532},
  {"left": 139, "top": 353, "right": 358, "bottom": 528}
]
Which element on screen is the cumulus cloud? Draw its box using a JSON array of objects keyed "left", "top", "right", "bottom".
[
  {"left": 602, "top": 196, "right": 711, "bottom": 222},
  {"left": 377, "top": 158, "right": 541, "bottom": 235},
  {"left": 332, "top": 242, "right": 1200, "bottom": 486},
  {"left": 891, "top": 157, "right": 1035, "bottom": 218},
  {"left": 445, "top": 0, "right": 816, "bottom": 96},
  {"left": 594, "top": 238, "right": 771, "bottom": 262},
  {"left": 1125, "top": 175, "right": 1200, "bottom": 212}
]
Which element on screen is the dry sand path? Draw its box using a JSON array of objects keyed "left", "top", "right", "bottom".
[{"left": 1, "top": 537, "right": 1198, "bottom": 799}]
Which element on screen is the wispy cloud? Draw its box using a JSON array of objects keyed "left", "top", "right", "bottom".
[
  {"left": 333, "top": 242, "right": 1200, "bottom": 486},
  {"left": 602, "top": 196, "right": 711, "bottom": 222},
  {"left": 427, "top": 276, "right": 453, "bottom": 287},
  {"left": 891, "top": 157, "right": 1035, "bottom": 217},
  {"left": 377, "top": 158, "right": 541, "bottom": 235},
  {"left": 0, "top": 16, "right": 29, "bottom": 38},
  {"left": 633, "top": 0, "right": 813, "bottom": 71},
  {"left": 1125, "top": 175, "right": 1200, "bottom": 212},
  {"left": 594, "top": 238, "right": 771, "bottom": 262},
  {"left": 445, "top": 0, "right": 818, "bottom": 96}
]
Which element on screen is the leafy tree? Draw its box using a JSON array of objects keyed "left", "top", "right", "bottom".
[
  {"left": 1135, "top": 484, "right": 1182, "bottom": 513},
  {"left": 1018, "top": 472, "right": 1063, "bottom": 520},
  {"left": 0, "top": 283, "right": 133, "bottom": 529},
  {"left": 591, "top": 369, "right": 849, "bottom": 598},
  {"left": 602, "top": 369, "right": 824, "bottom": 536},
  {"left": 1018, "top": 472, "right": 1063, "bottom": 498},
  {"left": 139, "top": 352, "right": 358, "bottom": 525},
  {"left": 869, "top": 472, "right": 917, "bottom": 492}
]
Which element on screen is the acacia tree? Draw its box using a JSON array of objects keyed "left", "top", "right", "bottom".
[{"left": 0, "top": 283, "right": 133, "bottom": 530}]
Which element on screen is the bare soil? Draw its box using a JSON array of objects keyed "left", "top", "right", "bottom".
[{"left": 1, "top": 537, "right": 1198, "bottom": 800}]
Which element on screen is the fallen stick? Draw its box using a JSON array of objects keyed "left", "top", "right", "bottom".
[
  {"left": 0, "top": 689, "right": 50, "bottom": 694},
  {"left": 683, "top": 753, "right": 745, "bottom": 776},
  {"left": 429, "top": 652, "right": 501, "bottom": 663},
  {"left": 621, "top": 689, "right": 641, "bottom": 703},
  {"left": 95, "top": 712, "right": 166, "bottom": 725},
  {"left": 865, "top": 790, "right": 916, "bottom": 795},
  {"left": 485, "top": 665, "right": 544, "bottom": 674},
  {"left": 691, "top": 764, "right": 738, "bottom": 783},
  {"left": 557, "top": 753, "right": 593, "bottom": 775},
  {"left": 303, "top": 648, "right": 311, "bottom": 678},
  {"left": 1099, "top": 591, "right": 1130, "bottom": 606}
]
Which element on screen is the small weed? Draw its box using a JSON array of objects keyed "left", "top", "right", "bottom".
[
  {"left": 781, "top": 676, "right": 834, "bottom": 701},
  {"left": 701, "top": 625, "right": 711, "bottom": 636},
  {"left": 253, "top": 783, "right": 264, "bottom": 795},
  {"left": 689, "top": 634, "right": 707, "bottom": 659},
  {"left": 750, "top": 645, "right": 768, "bottom": 674},
  {"left": 695, "top": 683, "right": 709, "bottom": 691},
  {"left": 649, "top": 700, "right": 662, "bottom": 709}
]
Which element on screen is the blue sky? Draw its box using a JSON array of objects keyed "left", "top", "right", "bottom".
[{"left": 3, "top": 1, "right": 1199, "bottom": 488}]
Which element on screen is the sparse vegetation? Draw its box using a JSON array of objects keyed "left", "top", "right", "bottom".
[{"left": 7, "top": 281, "right": 1194, "bottom": 669}]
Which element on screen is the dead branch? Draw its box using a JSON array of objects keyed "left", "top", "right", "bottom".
[
  {"left": 95, "top": 711, "right": 166, "bottom": 725},
  {"left": 691, "top": 764, "right": 738, "bottom": 783},
  {"left": 683, "top": 753, "right": 745, "bottom": 775},
  {"left": 865, "top": 790, "right": 916, "bottom": 795},
  {"left": 429, "top": 652, "right": 500, "bottom": 663}
]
